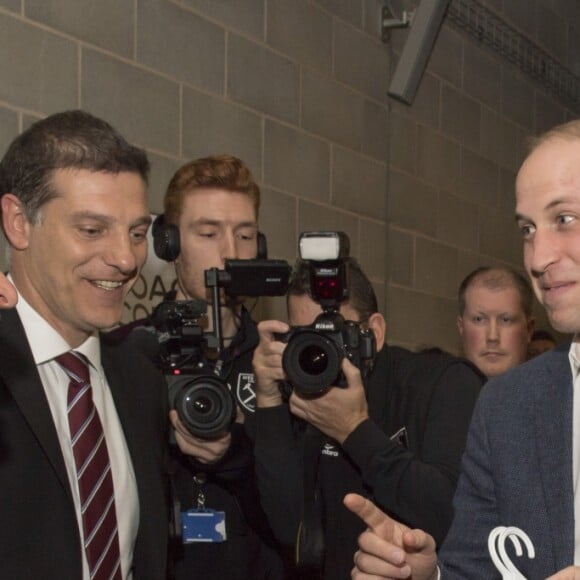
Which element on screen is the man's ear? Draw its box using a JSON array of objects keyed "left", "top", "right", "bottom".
[
  {"left": 367, "top": 312, "right": 386, "bottom": 351},
  {"left": 1, "top": 194, "right": 31, "bottom": 251},
  {"left": 457, "top": 315, "right": 464, "bottom": 336}
]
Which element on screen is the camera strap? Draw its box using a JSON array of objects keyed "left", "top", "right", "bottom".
[
  {"left": 295, "top": 424, "right": 325, "bottom": 573},
  {"left": 193, "top": 473, "right": 207, "bottom": 509}
]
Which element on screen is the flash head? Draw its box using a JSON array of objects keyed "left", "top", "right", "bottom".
[
  {"left": 299, "top": 231, "right": 350, "bottom": 262},
  {"left": 297, "top": 231, "right": 351, "bottom": 308}
]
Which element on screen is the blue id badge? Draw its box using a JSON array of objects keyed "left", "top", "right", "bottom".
[{"left": 181, "top": 508, "right": 227, "bottom": 543}]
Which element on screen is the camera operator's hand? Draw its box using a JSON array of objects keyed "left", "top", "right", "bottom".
[
  {"left": 253, "top": 320, "right": 288, "bottom": 408},
  {"left": 170, "top": 410, "right": 232, "bottom": 464},
  {"left": 289, "top": 358, "right": 369, "bottom": 444}
]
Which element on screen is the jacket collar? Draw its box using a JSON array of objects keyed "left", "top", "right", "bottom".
[
  {"left": 0, "top": 308, "right": 72, "bottom": 498},
  {"left": 534, "top": 343, "right": 575, "bottom": 568}
]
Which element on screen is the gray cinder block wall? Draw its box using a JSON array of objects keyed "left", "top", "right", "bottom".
[
  {"left": 0, "top": 0, "right": 389, "bottom": 327},
  {"left": 387, "top": 0, "right": 580, "bottom": 352},
  {"left": 0, "top": 0, "right": 578, "bottom": 353}
]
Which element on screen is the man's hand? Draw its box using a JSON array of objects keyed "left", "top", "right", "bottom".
[
  {"left": 547, "top": 567, "right": 580, "bottom": 579},
  {"left": 170, "top": 410, "right": 232, "bottom": 464},
  {"left": 289, "top": 358, "right": 369, "bottom": 444},
  {"left": 344, "top": 493, "right": 438, "bottom": 580},
  {"left": 253, "top": 320, "right": 288, "bottom": 408}
]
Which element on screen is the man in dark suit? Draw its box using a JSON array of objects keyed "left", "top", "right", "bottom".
[
  {"left": 0, "top": 111, "right": 168, "bottom": 579},
  {"left": 344, "top": 120, "right": 580, "bottom": 579}
]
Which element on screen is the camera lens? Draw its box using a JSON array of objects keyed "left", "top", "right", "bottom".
[
  {"left": 282, "top": 330, "right": 342, "bottom": 396},
  {"left": 169, "top": 375, "right": 236, "bottom": 439},
  {"left": 298, "top": 345, "right": 329, "bottom": 376},
  {"left": 191, "top": 395, "right": 213, "bottom": 415}
]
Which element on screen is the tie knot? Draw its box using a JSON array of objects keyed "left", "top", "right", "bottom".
[{"left": 56, "top": 351, "right": 90, "bottom": 386}]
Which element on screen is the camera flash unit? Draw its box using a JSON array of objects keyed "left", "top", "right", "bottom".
[{"left": 299, "top": 231, "right": 350, "bottom": 262}]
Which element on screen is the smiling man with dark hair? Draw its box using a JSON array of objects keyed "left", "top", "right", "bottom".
[{"left": 0, "top": 110, "right": 168, "bottom": 580}]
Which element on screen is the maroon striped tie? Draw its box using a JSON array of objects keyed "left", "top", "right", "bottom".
[{"left": 57, "top": 351, "right": 122, "bottom": 580}]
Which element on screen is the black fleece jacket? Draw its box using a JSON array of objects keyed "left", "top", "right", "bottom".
[{"left": 254, "top": 345, "right": 485, "bottom": 580}]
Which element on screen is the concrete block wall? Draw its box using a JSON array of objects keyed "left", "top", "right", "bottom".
[
  {"left": 0, "top": 0, "right": 389, "bottom": 325},
  {"left": 387, "top": 0, "right": 580, "bottom": 353},
  {"left": 0, "top": 0, "right": 579, "bottom": 352}
]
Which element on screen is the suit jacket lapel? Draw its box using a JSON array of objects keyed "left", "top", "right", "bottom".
[
  {"left": 535, "top": 344, "right": 575, "bottom": 569},
  {"left": 0, "top": 308, "right": 72, "bottom": 497},
  {"left": 101, "top": 341, "right": 149, "bottom": 490}
]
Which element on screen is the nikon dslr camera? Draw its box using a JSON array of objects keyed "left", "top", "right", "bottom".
[{"left": 278, "top": 232, "right": 376, "bottom": 397}]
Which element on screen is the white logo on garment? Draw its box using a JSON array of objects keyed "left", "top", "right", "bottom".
[
  {"left": 321, "top": 443, "right": 339, "bottom": 457},
  {"left": 390, "top": 426, "right": 408, "bottom": 448},
  {"left": 237, "top": 372, "right": 256, "bottom": 412}
]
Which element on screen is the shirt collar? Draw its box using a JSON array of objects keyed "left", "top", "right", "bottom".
[
  {"left": 11, "top": 274, "right": 102, "bottom": 369},
  {"left": 569, "top": 336, "right": 580, "bottom": 377}
]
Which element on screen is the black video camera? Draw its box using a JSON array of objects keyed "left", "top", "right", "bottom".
[
  {"left": 277, "top": 232, "right": 376, "bottom": 397},
  {"left": 153, "top": 258, "right": 291, "bottom": 439},
  {"left": 151, "top": 299, "right": 235, "bottom": 439}
]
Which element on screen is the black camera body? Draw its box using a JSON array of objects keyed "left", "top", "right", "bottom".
[
  {"left": 152, "top": 299, "right": 236, "bottom": 439},
  {"left": 278, "top": 310, "right": 376, "bottom": 397},
  {"left": 153, "top": 258, "right": 291, "bottom": 439},
  {"left": 279, "top": 232, "right": 376, "bottom": 397}
]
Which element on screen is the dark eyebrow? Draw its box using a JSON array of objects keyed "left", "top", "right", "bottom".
[
  {"left": 70, "top": 211, "right": 152, "bottom": 228},
  {"left": 132, "top": 215, "right": 153, "bottom": 228}
]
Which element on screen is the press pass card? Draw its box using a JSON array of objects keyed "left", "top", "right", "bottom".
[{"left": 181, "top": 509, "right": 227, "bottom": 543}]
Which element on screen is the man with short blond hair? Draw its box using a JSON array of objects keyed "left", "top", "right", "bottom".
[{"left": 457, "top": 266, "right": 535, "bottom": 377}]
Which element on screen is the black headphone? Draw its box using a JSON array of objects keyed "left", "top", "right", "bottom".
[{"left": 152, "top": 214, "right": 268, "bottom": 262}]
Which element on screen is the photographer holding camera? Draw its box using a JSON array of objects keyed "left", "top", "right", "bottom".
[
  {"left": 123, "top": 155, "right": 285, "bottom": 579},
  {"left": 252, "top": 241, "right": 485, "bottom": 580}
]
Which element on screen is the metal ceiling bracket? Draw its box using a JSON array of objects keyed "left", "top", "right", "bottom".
[{"left": 382, "top": 4, "right": 413, "bottom": 43}]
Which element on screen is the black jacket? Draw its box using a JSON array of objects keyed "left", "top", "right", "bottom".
[
  {"left": 0, "top": 308, "right": 169, "bottom": 580},
  {"left": 254, "top": 345, "right": 485, "bottom": 580}
]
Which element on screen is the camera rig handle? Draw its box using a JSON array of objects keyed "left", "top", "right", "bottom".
[
  {"left": 204, "top": 267, "right": 224, "bottom": 354},
  {"left": 204, "top": 260, "right": 291, "bottom": 352}
]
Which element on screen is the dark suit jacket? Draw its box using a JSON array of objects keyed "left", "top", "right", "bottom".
[
  {"left": 0, "top": 308, "right": 169, "bottom": 579},
  {"left": 439, "top": 342, "right": 574, "bottom": 578}
]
